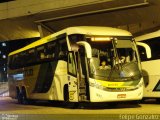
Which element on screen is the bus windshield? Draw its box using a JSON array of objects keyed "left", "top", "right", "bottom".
[
  {"left": 87, "top": 36, "right": 141, "bottom": 81},
  {"left": 68, "top": 34, "right": 142, "bottom": 82}
]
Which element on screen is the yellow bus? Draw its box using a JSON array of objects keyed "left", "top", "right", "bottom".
[{"left": 8, "top": 26, "right": 143, "bottom": 105}]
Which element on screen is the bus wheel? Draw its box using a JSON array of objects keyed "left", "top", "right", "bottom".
[
  {"left": 156, "top": 98, "right": 160, "bottom": 103},
  {"left": 63, "top": 85, "right": 69, "bottom": 103},
  {"left": 21, "top": 88, "right": 29, "bottom": 105},
  {"left": 132, "top": 100, "right": 141, "bottom": 105},
  {"left": 107, "top": 102, "right": 118, "bottom": 108},
  {"left": 140, "top": 98, "right": 145, "bottom": 103},
  {"left": 17, "top": 91, "right": 23, "bottom": 104}
]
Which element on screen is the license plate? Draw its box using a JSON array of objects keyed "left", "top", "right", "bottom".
[{"left": 117, "top": 94, "right": 126, "bottom": 98}]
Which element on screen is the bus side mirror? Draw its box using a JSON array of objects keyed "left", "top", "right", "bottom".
[
  {"left": 136, "top": 42, "right": 151, "bottom": 59},
  {"left": 76, "top": 41, "right": 92, "bottom": 58}
]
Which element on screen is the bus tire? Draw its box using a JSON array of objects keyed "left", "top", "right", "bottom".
[
  {"left": 63, "top": 85, "right": 69, "bottom": 103},
  {"left": 140, "top": 98, "right": 146, "bottom": 103},
  {"left": 21, "top": 87, "right": 29, "bottom": 105},
  {"left": 107, "top": 102, "right": 118, "bottom": 108},
  {"left": 17, "top": 90, "right": 22, "bottom": 104},
  {"left": 132, "top": 100, "right": 141, "bottom": 105},
  {"left": 156, "top": 98, "right": 160, "bottom": 103}
]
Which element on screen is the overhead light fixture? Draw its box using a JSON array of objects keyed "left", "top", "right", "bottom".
[{"left": 91, "top": 37, "right": 113, "bottom": 42}]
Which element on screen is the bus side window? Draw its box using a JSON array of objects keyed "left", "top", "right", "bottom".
[
  {"left": 58, "top": 38, "right": 68, "bottom": 60},
  {"left": 46, "top": 42, "right": 56, "bottom": 59},
  {"left": 14, "top": 55, "right": 20, "bottom": 68},
  {"left": 137, "top": 46, "right": 147, "bottom": 61},
  {"left": 68, "top": 52, "right": 77, "bottom": 76},
  {"left": 37, "top": 46, "right": 45, "bottom": 62},
  {"left": 10, "top": 55, "right": 17, "bottom": 69},
  {"left": 20, "top": 51, "right": 28, "bottom": 67},
  {"left": 27, "top": 49, "right": 36, "bottom": 65}
]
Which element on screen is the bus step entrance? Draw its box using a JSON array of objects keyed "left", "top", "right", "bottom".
[
  {"left": 79, "top": 86, "right": 87, "bottom": 101},
  {"left": 79, "top": 95, "right": 87, "bottom": 101}
]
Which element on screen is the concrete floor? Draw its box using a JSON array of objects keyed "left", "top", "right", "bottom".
[{"left": 0, "top": 97, "right": 160, "bottom": 120}]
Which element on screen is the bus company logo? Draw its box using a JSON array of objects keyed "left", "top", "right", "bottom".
[
  {"left": 108, "top": 83, "right": 119, "bottom": 87},
  {"left": 117, "top": 94, "right": 126, "bottom": 98}
]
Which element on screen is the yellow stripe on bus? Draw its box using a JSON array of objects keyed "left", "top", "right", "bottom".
[{"left": 96, "top": 80, "right": 130, "bottom": 88}]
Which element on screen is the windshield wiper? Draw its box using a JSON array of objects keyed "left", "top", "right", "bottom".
[{"left": 108, "top": 39, "right": 123, "bottom": 80}]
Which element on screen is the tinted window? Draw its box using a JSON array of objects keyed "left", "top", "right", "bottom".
[
  {"left": 8, "top": 37, "right": 68, "bottom": 69},
  {"left": 138, "top": 37, "right": 160, "bottom": 61}
]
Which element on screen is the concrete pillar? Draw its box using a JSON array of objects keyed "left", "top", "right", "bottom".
[{"left": 37, "top": 24, "right": 53, "bottom": 38}]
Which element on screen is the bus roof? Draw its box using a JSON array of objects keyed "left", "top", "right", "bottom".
[
  {"left": 135, "top": 30, "right": 160, "bottom": 41},
  {"left": 9, "top": 26, "right": 132, "bottom": 56},
  {"left": 66, "top": 26, "right": 132, "bottom": 36}
]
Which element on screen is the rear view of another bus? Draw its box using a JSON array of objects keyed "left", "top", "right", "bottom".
[{"left": 135, "top": 30, "right": 160, "bottom": 102}]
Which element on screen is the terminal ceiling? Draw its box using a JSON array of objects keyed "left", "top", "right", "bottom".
[{"left": 0, "top": 0, "right": 160, "bottom": 41}]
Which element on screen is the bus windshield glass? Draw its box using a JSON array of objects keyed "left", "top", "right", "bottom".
[
  {"left": 69, "top": 34, "right": 142, "bottom": 82},
  {"left": 87, "top": 36, "right": 141, "bottom": 81}
]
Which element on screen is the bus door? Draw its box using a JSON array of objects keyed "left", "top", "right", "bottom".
[
  {"left": 67, "top": 46, "right": 90, "bottom": 102},
  {"left": 76, "top": 46, "right": 90, "bottom": 102},
  {"left": 68, "top": 51, "right": 79, "bottom": 102}
]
